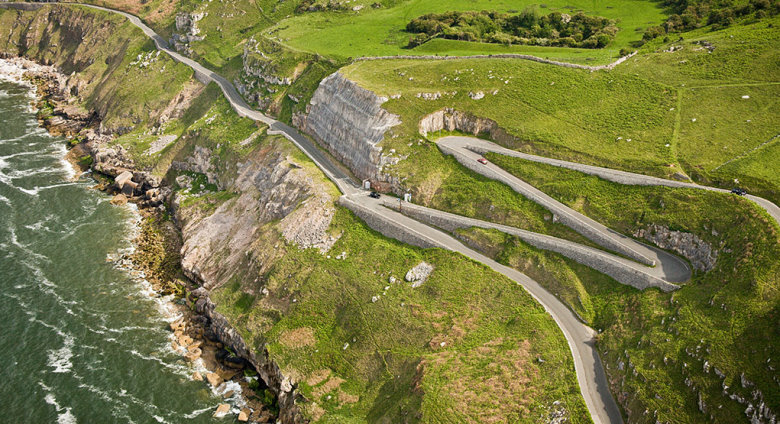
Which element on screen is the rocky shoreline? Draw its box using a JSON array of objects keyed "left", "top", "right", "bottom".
[{"left": 1, "top": 56, "right": 280, "bottom": 423}]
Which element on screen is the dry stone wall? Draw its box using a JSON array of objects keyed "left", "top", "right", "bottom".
[{"left": 355, "top": 51, "right": 636, "bottom": 71}]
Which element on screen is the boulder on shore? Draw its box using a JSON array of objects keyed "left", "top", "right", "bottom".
[
  {"left": 115, "top": 170, "right": 133, "bottom": 189},
  {"left": 213, "top": 403, "right": 230, "bottom": 418},
  {"left": 238, "top": 408, "right": 250, "bottom": 422},
  {"left": 110, "top": 193, "right": 127, "bottom": 205},
  {"left": 206, "top": 372, "right": 224, "bottom": 388}
]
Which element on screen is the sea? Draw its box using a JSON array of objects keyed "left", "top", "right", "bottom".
[{"left": 0, "top": 74, "right": 231, "bottom": 422}]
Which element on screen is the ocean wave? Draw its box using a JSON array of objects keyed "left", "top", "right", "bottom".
[
  {"left": 8, "top": 226, "right": 51, "bottom": 263},
  {"left": 17, "top": 181, "right": 81, "bottom": 196},
  {"left": 182, "top": 406, "right": 213, "bottom": 419},
  {"left": 47, "top": 336, "right": 75, "bottom": 374},
  {"left": 40, "top": 383, "right": 78, "bottom": 424}
]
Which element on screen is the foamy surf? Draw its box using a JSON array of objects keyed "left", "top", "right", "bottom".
[
  {"left": 47, "top": 336, "right": 75, "bottom": 374},
  {"left": 40, "top": 383, "right": 78, "bottom": 424}
]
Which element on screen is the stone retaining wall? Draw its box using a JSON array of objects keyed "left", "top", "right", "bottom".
[
  {"left": 354, "top": 51, "right": 636, "bottom": 71},
  {"left": 338, "top": 196, "right": 439, "bottom": 249},
  {"left": 390, "top": 201, "right": 679, "bottom": 292},
  {"left": 439, "top": 143, "right": 657, "bottom": 266}
]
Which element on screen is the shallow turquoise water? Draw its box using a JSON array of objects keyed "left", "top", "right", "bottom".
[{"left": 0, "top": 80, "right": 226, "bottom": 423}]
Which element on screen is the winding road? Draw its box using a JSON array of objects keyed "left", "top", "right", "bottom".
[
  {"left": 439, "top": 135, "right": 780, "bottom": 225},
  {"left": 21, "top": 3, "right": 780, "bottom": 423},
  {"left": 55, "top": 4, "right": 622, "bottom": 420}
]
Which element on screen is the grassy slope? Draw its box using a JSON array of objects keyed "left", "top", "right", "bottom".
[
  {"left": 171, "top": 132, "right": 590, "bottom": 423},
  {"left": 479, "top": 153, "right": 780, "bottom": 423},
  {"left": 336, "top": 13, "right": 779, "bottom": 423},
  {"left": 341, "top": 15, "right": 779, "bottom": 202},
  {"left": 267, "top": 0, "right": 667, "bottom": 63},
  {"left": 614, "top": 16, "right": 780, "bottom": 201}
]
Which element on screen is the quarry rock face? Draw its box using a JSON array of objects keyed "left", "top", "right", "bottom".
[
  {"left": 294, "top": 72, "right": 401, "bottom": 187},
  {"left": 419, "top": 108, "right": 520, "bottom": 147}
]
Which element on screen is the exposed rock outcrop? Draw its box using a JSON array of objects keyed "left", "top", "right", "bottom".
[
  {"left": 634, "top": 224, "right": 717, "bottom": 272},
  {"left": 192, "top": 288, "right": 305, "bottom": 423},
  {"left": 293, "top": 72, "right": 401, "bottom": 188},
  {"left": 419, "top": 108, "right": 520, "bottom": 147},
  {"left": 405, "top": 261, "right": 434, "bottom": 288},
  {"left": 171, "top": 12, "right": 205, "bottom": 56},
  {"left": 175, "top": 144, "right": 337, "bottom": 290}
]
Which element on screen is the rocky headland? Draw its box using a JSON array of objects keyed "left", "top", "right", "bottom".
[{"left": 2, "top": 55, "right": 286, "bottom": 422}]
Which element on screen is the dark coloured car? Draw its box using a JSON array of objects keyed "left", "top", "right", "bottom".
[
  {"left": 731, "top": 188, "right": 747, "bottom": 196},
  {"left": 369, "top": 191, "right": 381, "bottom": 199}
]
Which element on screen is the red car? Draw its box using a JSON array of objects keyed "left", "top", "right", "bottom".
[{"left": 477, "top": 158, "right": 488, "bottom": 165}]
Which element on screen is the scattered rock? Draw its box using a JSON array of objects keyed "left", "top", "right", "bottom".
[
  {"left": 405, "top": 262, "right": 434, "bottom": 288},
  {"left": 213, "top": 403, "right": 230, "bottom": 418},
  {"left": 206, "top": 372, "right": 224, "bottom": 388},
  {"left": 110, "top": 193, "right": 128, "bottom": 205},
  {"left": 238, "top": 408, "right": 250, "bottom": 422},
  {"left": 193, "top": 371, "right": 203, "bottom": 381}
]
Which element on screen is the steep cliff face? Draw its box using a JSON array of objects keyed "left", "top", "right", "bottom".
[
  {"left": 294, "top": 72, "right": 401, "bottom": 187},
  {"left": 0, "top": 4, "right": 197, "bottom": 134},
  {"left": 174, "top": 140, "right": 338, "bottom": 291}
]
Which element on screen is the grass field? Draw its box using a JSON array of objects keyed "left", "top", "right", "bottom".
[
  {"left": 266, "top": 0, "right": 667, "bottom": 62},
  {"left": 342, "top": 57, "right": 679, "bottom": 177},
  {"left": 478, "top": 153, "right": 780, "bottom": 423},
  {"left": 340, "top": 14, "right": 779, "bottom": 203},
  {"left": 210, "top": 205, "right": 591, "bottom": 423},
  {"left": 614, "top": 15, "right": 780, "bottom": 201}
]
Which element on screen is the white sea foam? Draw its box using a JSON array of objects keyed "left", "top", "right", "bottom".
[
  {"left": 40, "top": 383, "right": 78, "bottom": 424},
  {"left": 8, "top": 226, "right": 50, "bottom": 263},
  {"left": 182, "top": 406, "right": 213, "bottom": 419},
  {"left": 213, "top": 379, "right": 247, "bottom": 410},
  {"left": 47, "top": 336, "right": 75, "bottom": 374},
  {"left": 54, "top": 142, "right": 77, "bottom": 180},
  {"left": 17, "top": 181, "right": 81, "bottom": 196}
]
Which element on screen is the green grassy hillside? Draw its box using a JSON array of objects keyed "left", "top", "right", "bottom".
[
  {"left": 267, "top": 0, "right": 667, "bottom": 62},
  {"left": 480, "top": 154, "right": 780, "bottom": 423},
  {"left": 342, "top": 14, "right": 779, "bottom": 202}
]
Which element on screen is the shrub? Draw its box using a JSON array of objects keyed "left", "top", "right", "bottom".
[{"left": 405, "top": 10, "right": 616, "bottom": 49}]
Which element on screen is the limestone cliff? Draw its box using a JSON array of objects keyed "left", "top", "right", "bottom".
[
  {"left": 419, "top": 107, "right": 521, "bottom": 147},
  {"left": 174, "top": 140, "right": 338, "bottom": 290},
  {"left": 635, "top": 224, "right": 718, "bottom": 272},
  {"left": 293, "top": 72, "right": 401, "bottom": 188}
]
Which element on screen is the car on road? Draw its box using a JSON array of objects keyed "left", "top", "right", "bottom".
[
  {"left": 369, "top": 191, "right": 381, "bottom": 199},
  {"left": 477, "top": 158, "right": 488, "bottom": 165},
  {"left": 731, "top": 188, "right": 747, "bottom": 196}
]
